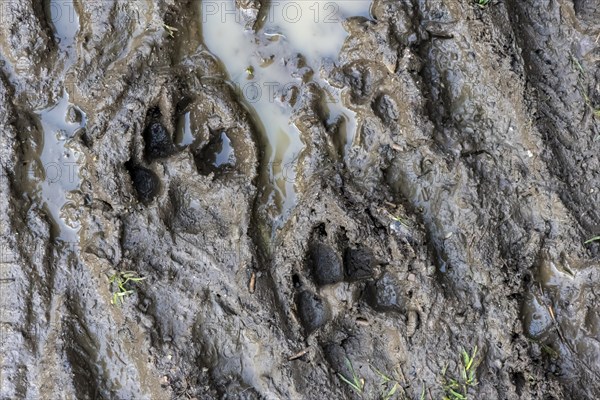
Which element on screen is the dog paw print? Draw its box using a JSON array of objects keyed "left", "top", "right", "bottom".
[{"left": 296, "top": 229, "right": 420, "bottom": 339}]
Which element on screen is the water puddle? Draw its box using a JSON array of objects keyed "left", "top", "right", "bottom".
[
  {"left": 195, "top": 129, "right": 238, "bottom": 176},
  {"left": 201, "top": 0, "right": 371, "bottom": 228},
  {"left": 18, "top": 1, "right": 86, "bottom": 243},
  {"left": 33, "top": 93, "right": 87, "bottom": 242},
  {"left": 48, "top": 0, "right": 79, "bottom": 74},
  {"left": 175, "top": 111, "right": 196, "bottom": 148},
  {"left": 214, "top": 131, "right": 235, "bottom": 167},
  {"left": 49, "top": 0, "right": 78, "bottom": 50},
  {"left": 0, "top": 1, "right": 79, "bottom": 100}
]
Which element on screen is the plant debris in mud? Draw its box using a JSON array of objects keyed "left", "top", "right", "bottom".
[
  {"left": 163, "top": 23, "right": 178, "bottom": 38},
  {"left": 371, "top": 365, "right": 403, "bottom": 400},
  {"left": 442, "top": 346, "right": 480, "bottom": 400},
  {"left": 571, "top": 56, "right": 600, "bottom": 118},
  {"left": 338, "top": 358, "right": 365, "bottom": 396},
  {"left": 109, "top": 271, "right": 146, "bottom": 306},
  {"left": 338, "top": 360, "right": 429, "bottom": 399}
]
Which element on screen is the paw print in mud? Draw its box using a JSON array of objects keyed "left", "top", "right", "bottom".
[
  {"left": 143, "top": 108, "right": 176, "bottom": 161},
  {"left": 297, "top": 233, "right": 420, "bottom": 339},
  {"left": 175, "top": 91, "right": 256, "bottom": 180},
  {"left": 126, "top": 162, "right": 160, "bottom": 204},
  {"left": 127, "top": 90, "right": 258, "bottom": 206}
]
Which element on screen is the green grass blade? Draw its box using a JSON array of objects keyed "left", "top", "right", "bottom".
[
  {"left": 585, "top": 236, "right": 600, "bottom": 244},
  {"left": 466, "top": 346, "right": 477, "bottom": 370},
  {"left": 449, "top": 389, "right": 466, "bottom": 400},
  {"left": 338, "top": 373, "right": 363, "bottom": 394},
  {"left": 382, "top": 382, "right": 399, "bottom": 400},
  {"left": 371, "top": 366, "right": 392, "bottom": 383}
]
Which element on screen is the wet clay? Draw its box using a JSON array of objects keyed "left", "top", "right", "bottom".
[{"left": 0, "top": 0, "right": 599, "bottom": 399}]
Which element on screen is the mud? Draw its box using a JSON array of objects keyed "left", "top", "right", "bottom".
[{"left": 0, "top": 0, "right": 599, "bottom": 399}]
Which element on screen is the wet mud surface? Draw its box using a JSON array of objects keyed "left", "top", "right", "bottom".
[{"left": 0, "top": 0, "right": 599, "bottom": 399}]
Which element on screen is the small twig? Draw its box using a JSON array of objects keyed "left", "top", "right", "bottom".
[
  {"left": 383, "top": 201, "right": 397, "bottom": 209},
  {"left": 547, "top": 304, "right": 567, "bottom": 344},
  {"left": 163, "top": 24, "right": 178, "bottom": 38},
  {"left": 249, "top": 272, "right": 256, "bottom": 294},
  {"left": 288, "top": 347, "right": 310, "bottom": 361},
  {"left": 547, "top": 305, "right": 555, "bottom": 321},
  {"left": 585, "top": 236, "right": 600, "bottom": 244}
]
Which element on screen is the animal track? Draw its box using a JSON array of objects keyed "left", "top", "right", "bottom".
[
  {"left": 307, "top": 241, "right": 344, "bottom": 286},
  {"left": 143, "top": 108, "right": 176, "bottom": 161},
  {"left": 126, "top": 162, "right": 161, "bottom": 204}
]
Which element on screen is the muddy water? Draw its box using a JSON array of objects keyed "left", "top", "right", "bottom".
[
  {"left": 48, "top": 0, "right": 79, "bottom": 72},
  {"left": 201, "top": 0, "right": 371, "bottom": 226},
  {"left": 34, "top": 93, "right": 86, "bottom": 242},
  {"left": 175, "top": 111, "right": 195, "bottom": 148},
  {"left": 11, "top": 0, "right": 85, "bottom": 243},
  {"left": 25, "top": 0, "right": 84, "bottom": 243}
]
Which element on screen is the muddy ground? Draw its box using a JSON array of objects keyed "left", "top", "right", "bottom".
[{"left": 0, "top": 0, "right": 599, "bottom": 399}]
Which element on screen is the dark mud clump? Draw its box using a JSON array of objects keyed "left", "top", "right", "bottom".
[
  {"left": 143, "top": 109, "right": 175, "bottom": 161},
  {"left": 344, "top": 246, "right": 375, "bottom": 281},
  {"left": 296, "top": 290, "right": 331, "bottom": 335},
  {"left": 307, "top": 241, "right": 344, "bottom": 285},
  {"left": 364, "top": 271, "right": 406, "bottom": 313},
  {"left": 127, "top": 163, "right": 161, "bottom": 204}
]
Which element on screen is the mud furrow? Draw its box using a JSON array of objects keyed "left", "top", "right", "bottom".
[{"left": 505, "top": 0, "right": 600, "bottom": 237}]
